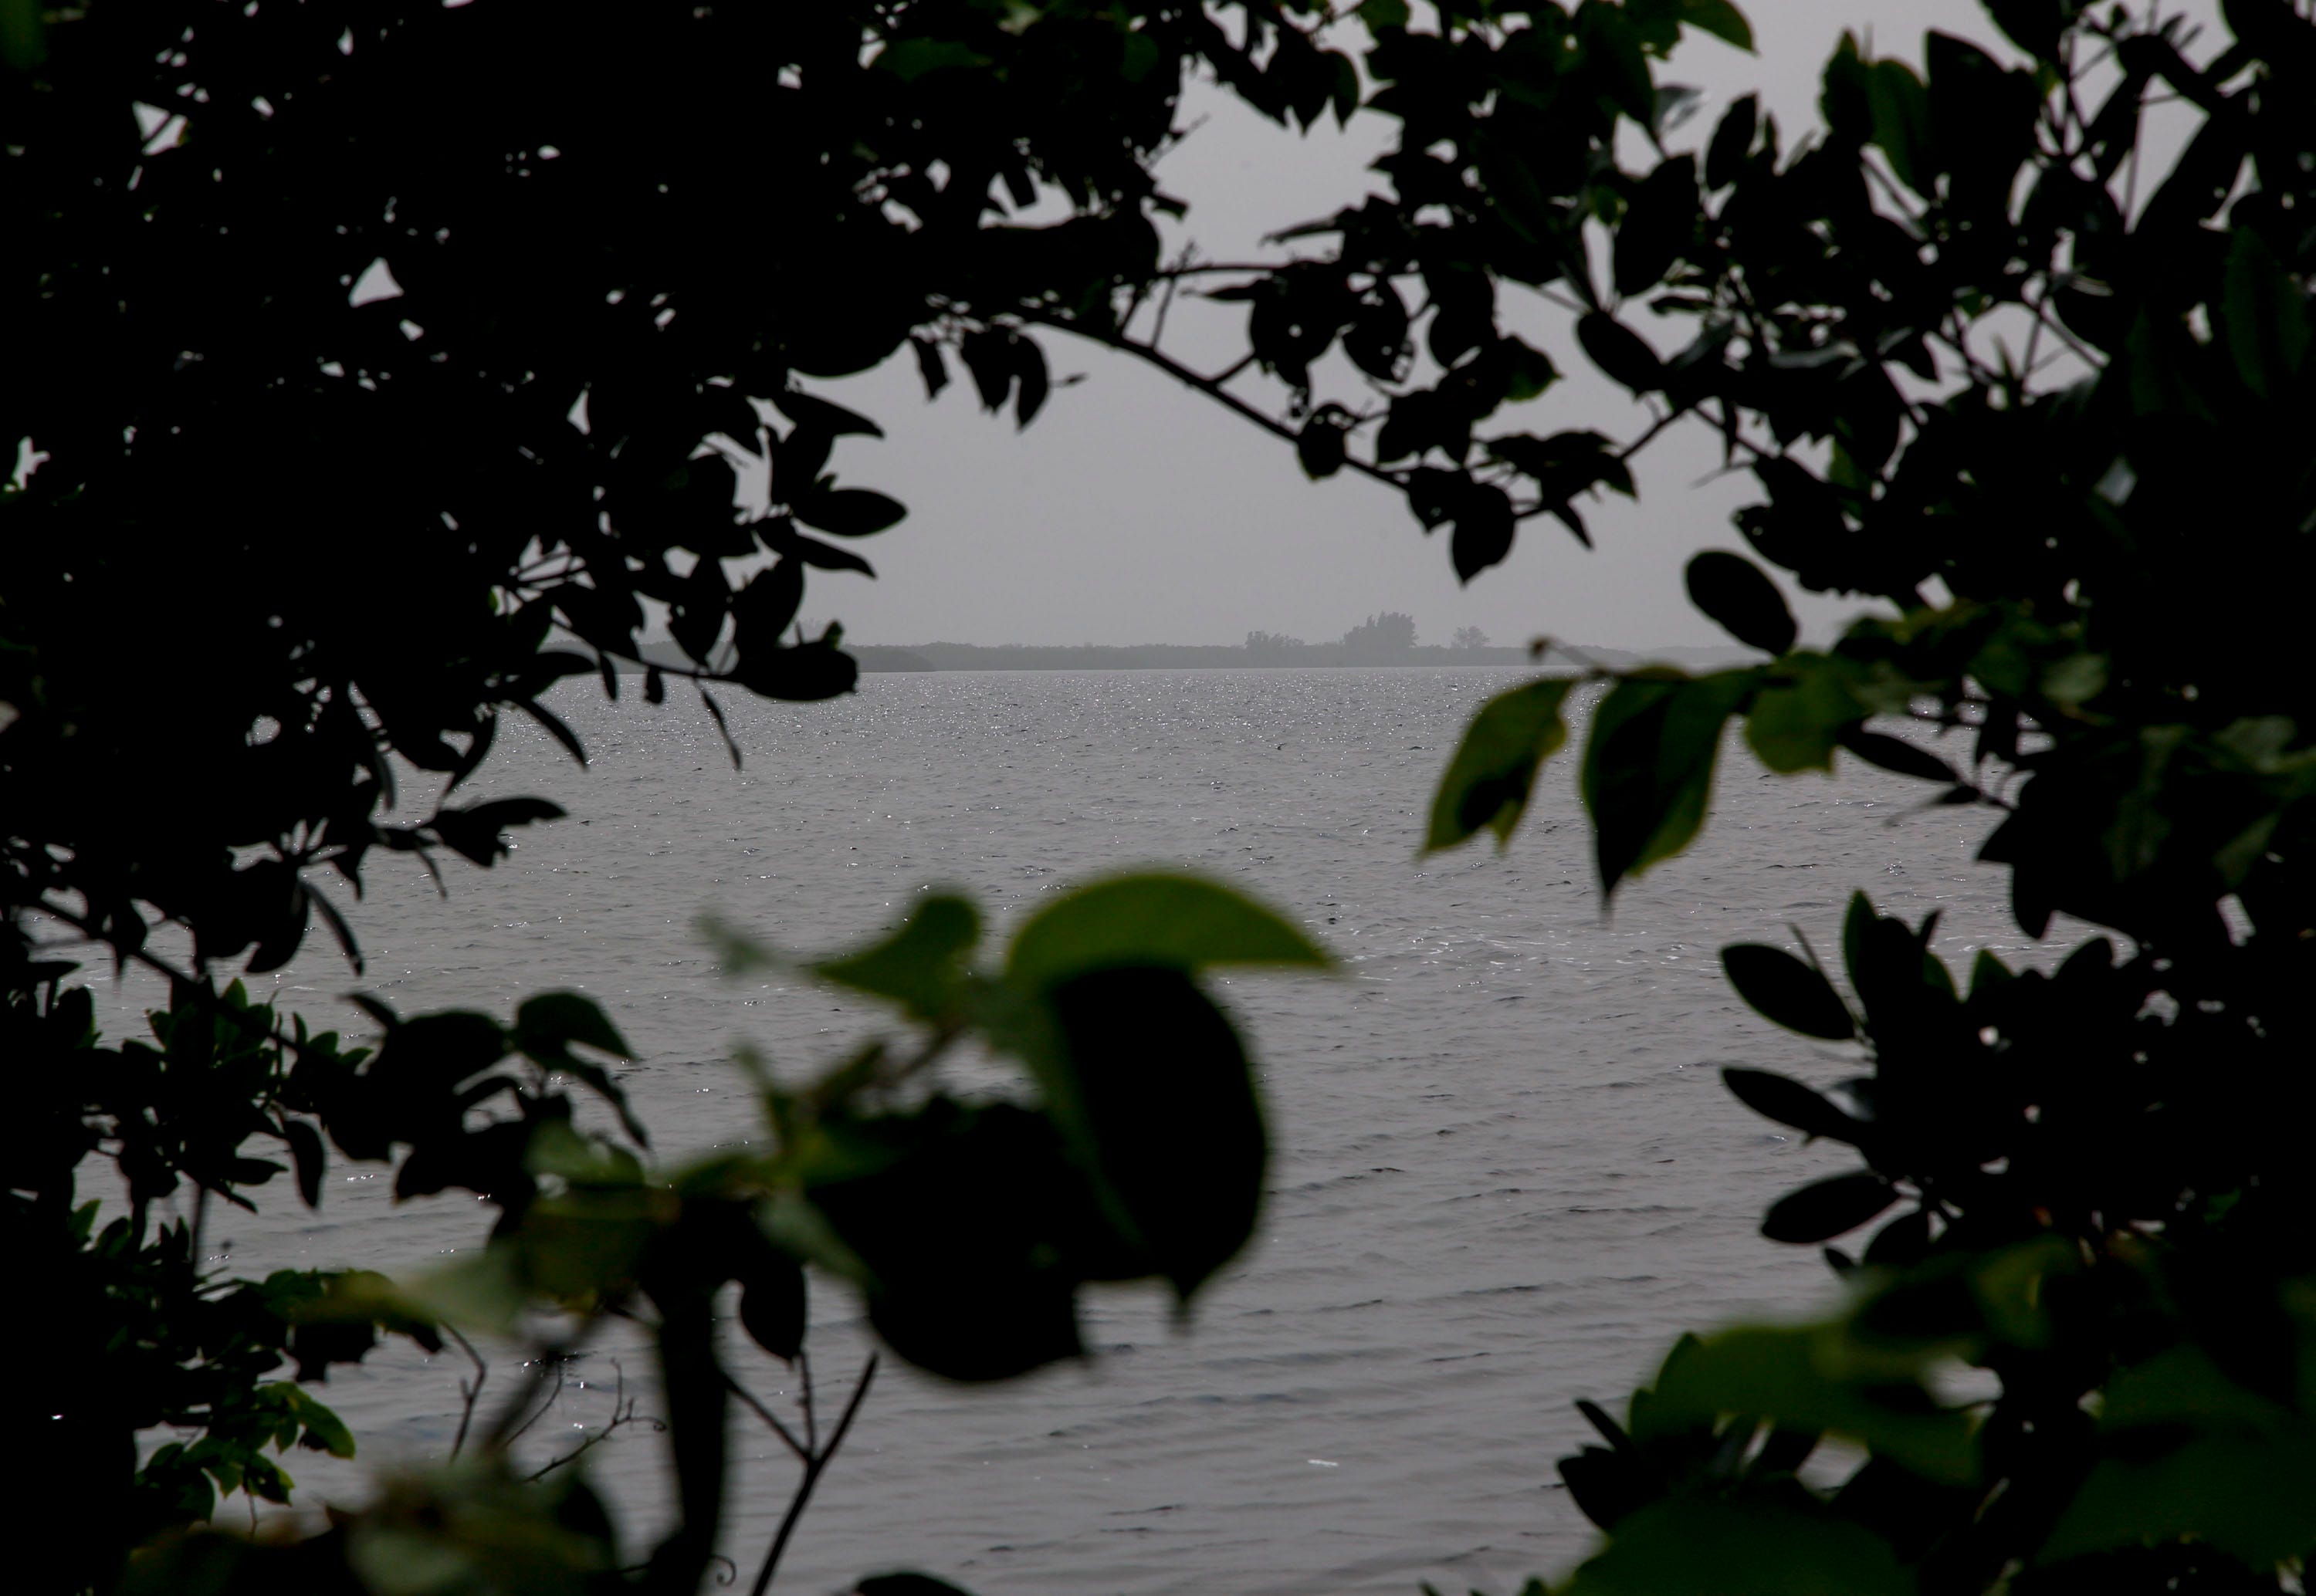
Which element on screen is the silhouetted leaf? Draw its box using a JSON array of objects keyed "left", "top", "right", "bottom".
[
  {"left": 1044, "top": 966, "right": 1265, "bottom": 1297},
  {"left": 805, "top": 1104, "right": 1095, "bottom": 1381},
  {"left": 1721, "top": 945, "right": 1857, "bottom": 1040},
  {"left": 1762, "top": 1172, "right": 1898, "bottom": 1243},
  {"left": 858, "top": 1577, "right": 980, "bottom": 1596},
  {"left": 795, "top": 488, "right": 907, "bottom": 537},
  {"left": 910, "top": 336, "right": 950, "bottom": 400},
  {"left": 731, "top": 560, "right": 806, "bottom": 650},
  {"left": 1705, "top": 94, "right": 1758, "bottom": 188},
  {"left": 513, "top": 992, "right": 634, "bottom": 1062},
  {"left": 960, "top": 328, "right": 1016, "bottom": 412},
  {"left": 769, "top": 388, "right": 882, "bottom": 439},
  {"left": 1838, "top": 728, "right": 1959, "bottom": 786},
  {"left": 1613, "top": 156, "right": 1699, "bottom": 298},
  {"left": 1297, "top": 418, "right": 1348, "bottom": 479},
  {"left": 1449, "top": 484, "right": 1515, "bottom": 582},
  {"left": 734, "top": 1237, "right": 807, "bottom": 1362},
  {"left": 1685, "top": 551, "right": 1796, "bottom": 654},
  {"left": 1725, "top": 1067, "right": 1861, "bottom": 1141},
  {"left": 730, "top": 638, "right": 859, "bottom": 702},
  {"left": 1013, "top": 336, "right": 1049, "bottom": 428},
  {"left": 1577, "top": 312, "right": 1664, "bottom": 391},
  {"left": 281, "top": 1118, "right": 326, "bottom": 1207},
  {"left": 1981, "top": 0, "right": 2068, "bottom": 63}
]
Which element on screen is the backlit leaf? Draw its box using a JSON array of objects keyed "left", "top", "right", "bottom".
[
  {"left": 814, "top": 895, "right": 982, "bottom": 1023},
  {"left": 1425, "top": 678, "right": 1577, "bottom": 852},
  {"left": 1007, "top": 875, "right": 1328, "bottom": 992}
]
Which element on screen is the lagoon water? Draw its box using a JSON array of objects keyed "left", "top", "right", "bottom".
[{"left": 109, "top": 667, "right": 2039, "bottom": 1594}]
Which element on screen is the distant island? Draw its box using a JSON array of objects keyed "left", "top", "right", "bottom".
[{"left": 629, "top": 614, "right": 1761, "bottom": 675}]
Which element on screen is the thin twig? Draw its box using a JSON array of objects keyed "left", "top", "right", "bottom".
[
  {"left": 446, "top": 1324, "right": 489, "bottom": 1461},
  {"left": 725, "top": 1371, "right": 812, "bottom": 1464},
  {"left": 498, "top": 1351, "right": 573, "bottom": 1449},
  {"left": 797, "top": 1347, "right": 819, "bottom": 1456},
  {"left": 525, "top": 1361, "right": 663, "bottom": 1482},
  {"left": 747, "top": 1354, "right": 880, "bottom": 1596},
  {"left": 1014, "top": 308, "right": 1410, "bottom": 495}
]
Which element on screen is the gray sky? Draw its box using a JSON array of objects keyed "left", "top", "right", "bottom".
[{"left": 794, "top": 1, "right": 2193, "bottom": 651}]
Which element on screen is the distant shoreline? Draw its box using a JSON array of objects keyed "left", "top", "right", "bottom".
[{"left": 625, "top": 640, "right": 1760, "bottom": 675}]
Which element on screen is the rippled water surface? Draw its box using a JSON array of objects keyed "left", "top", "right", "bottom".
[{"left": 110, "top": 667, "right": 2039, "bottom": 1595}]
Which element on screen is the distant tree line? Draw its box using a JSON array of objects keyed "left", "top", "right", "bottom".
[{"left": 701, "top": 614, "right": 1529, "bottom": 672}]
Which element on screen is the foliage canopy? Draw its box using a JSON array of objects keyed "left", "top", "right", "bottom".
[{"left": 7, "top": 0, "right": 2316, "bottom": 1592}]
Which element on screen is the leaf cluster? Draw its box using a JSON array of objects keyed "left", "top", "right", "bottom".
[{"left": 1407, "top": 0, "right": 2316, "bottom": 1588}]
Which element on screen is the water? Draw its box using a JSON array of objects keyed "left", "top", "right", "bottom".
[{"left": 100, "top": 667, "right": 2039, "bottom": 1594}]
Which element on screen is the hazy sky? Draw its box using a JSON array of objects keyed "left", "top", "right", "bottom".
[{"left": 798, "top": 0, "right": 2094, "bottom": 652}]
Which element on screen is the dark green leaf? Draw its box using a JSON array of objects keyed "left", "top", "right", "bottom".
[
  {"left": 814, "top": 895, "right": 982, "bottom": 1023},
  {"left": 1675, "top": 0, "right": 1755, "bottom": 52},
  {"left": 2223, "top": 227, "right": 2312, "bottom": 399},
  {"left": 1563, "top": 1499, "right": 1912, "bottom": 1596},
  {"left": 1745, "top": 658, "right": 1861, "bottom": 774},
  {"left": 1577, "top": 2, "right": 1657, "bottom": 127},
  {"left": 1867, "top": 59, "right": 1933, "bottom": 193},
  {"left": 875, "top": 38, "right": 992, "bottom": 81},
  {"left": 1007, "top": 874, "right": 1328, "bottom": 992},
  {"left": 1425, "top": 678, "right": 1577, "bottom": 852},
  {"left": 2043, "top": 1435, "right": 2316, "bottom": 1569},
  {"left": 1581, "top": 671, "right": 1754, "bottom": 893},
  {"left": 1641, "top": 1325, "right": 1978, "bottom": 1484}
]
